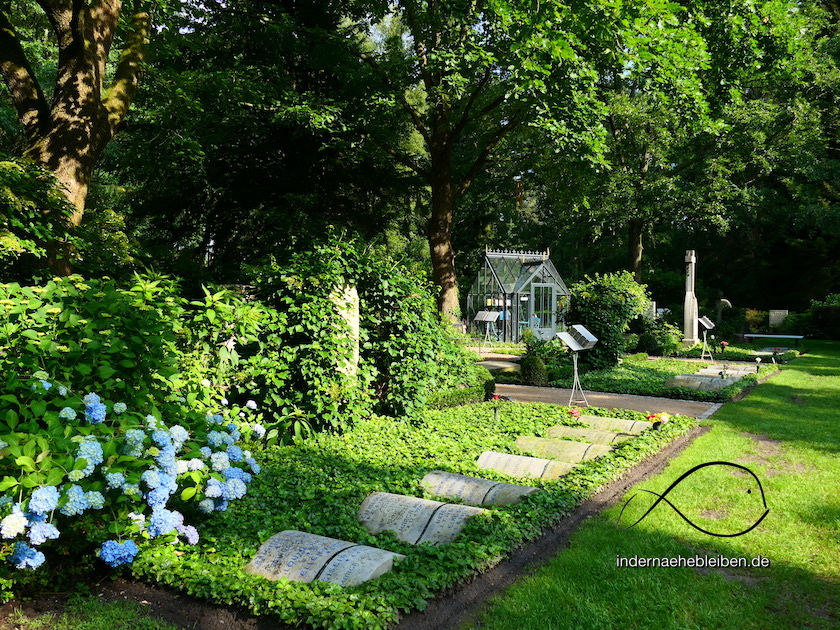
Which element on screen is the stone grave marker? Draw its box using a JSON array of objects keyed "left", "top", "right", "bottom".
[
  {"left": 545, "top": 425, "right": 632, "bottom": 445},
  {"left": 514, "top": 436, "right": 611, "bottom": 462},
  {"left": 421, "top": 470, "right": 539, "bottom": 506},
  {"left": 244, "top": 530, "right": 404, "bottom": 586},
  {"left": 358, "top": 492, "right": 484, "bottom": 545},
  {"left": 476, "top": 450, "right": 574, "bottom": 480},
  {"left": 578, "top": 415, "right": 652, "bottom": 435}
]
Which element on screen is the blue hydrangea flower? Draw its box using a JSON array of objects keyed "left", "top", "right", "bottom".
[
  {"left": 85, "top": 491, "right": 105, "bottom": 510},
  {"left": 245, "top": 457, "right": 261, "bottom": 475},
  {"left": 197, "top": 499, "right": 215, "bottom": 514},
  {"left": 84, "top": 401, "right": 107, "bottom": 424},
  {"left": 206, "top": 431, "right": 225, "bottom": 449},
  {"left": 99, "top": 540, "right": 139, "bottom": 567},
  {"left": 199, "top": 446, "right": 212, "bottom": 458},
  {"left": 75, "top": 440, "right": 103, "bottom": 478},
  {"left": 82, "top": 392, "right": 100, "bottom": 406},
  {"left": 57, "top": 385, "right": 68, "bottom": 397},
  {"left": 145, "top": 414, "right": 160, "bottom": 430},
  {"left": 152, "top": 430, "right": 172, "bottom": 449},
  {"left": 223, "top": 478, "right": 247, "bottom": 501},
  {"left": 113, "top": 402, "right": 127, "bottom": 414},
  {"left": 39, "top": 380, "right": 52, "bottom": 391},
  {"left": 155, "top": 447, "right": 178, "bottom": 476},
  {"left": 226, "top": 445, "right": 243, "bottom": 462},
  {"left": 106, "top": 472, "right": 126, "bottom": 490},
  {"left": 222, "top": 467, "right": 252, "bottom": 484},
  {"left": 9, "top": 541, "right": 45, "bottom": 569},
  {"left": 0, "top": 510, "right": 28, "bottom": 539},
  {"left": 210, "top": 452, "right": 229, "bottom": 472},
  {"left": 169, "top": 425, "right": 189, "bottom": 452},
  {"left": 204, "top": 478, "right": 223, "bottom": 499},
  {"left": 187, "top": 458, "right": 205, "bottom": 471},
  {"left": 28, "top": 487, "right": 59, "bottom": 515},
  {"left": 58, "top": 407, "right": 77, "bottom": 421},
  {"left": 213, "top": 499, "right": 228, "bottom": 512},
  {"left": 123, "top": 429, "right": 145, "bottom": 457},
  {"left": 251, "top": 423, "right": 266, "bottom": 439},
  {"left": 28, "top": 521, "right": 60, "bottom": 546},
  {"left": 0, "top": 440, "right": 7, "bottom": 450},
  {"left": 179, "top": 524, "right": 199, "bottom": 545},
  {"left": 147, "top": 508, "right": 182, "bottom": 538},
  {"left": 60, "top": 485, "right": 89, "bottom": 516}
]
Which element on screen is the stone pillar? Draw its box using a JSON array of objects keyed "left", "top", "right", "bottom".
[
  {"left": 682, "top": 250, "right": 699, "bottom": 347},
  {"left": 330, "top": 283, "right": 360, "bottom": 377}
]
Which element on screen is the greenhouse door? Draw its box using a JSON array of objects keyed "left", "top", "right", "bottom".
[{"left": 530, "top": 284, "right": 556, "bottom": 340}]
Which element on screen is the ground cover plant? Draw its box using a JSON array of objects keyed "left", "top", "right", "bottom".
[
  {"left": 499, "top": 353, "right": 778, "bottom": 402},
  {"left": 469, "top": 341, "right": 840, "bottom": 630},
  {"left": 128, "top": 402, "right": 696, "bottom": 630}
]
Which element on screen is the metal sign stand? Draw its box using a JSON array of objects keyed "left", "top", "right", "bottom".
[
  {"left": 557, "top": 324, "right": 598, "bottom": 408},
  {"left": 569, "top": 351, "right": 589, "bottom": 407},
  {"left": 698, "top": 316, "right": 715, "bottom": 361},
  {"left": 474, "top": 311, "right": 500, "bottom": 354}
]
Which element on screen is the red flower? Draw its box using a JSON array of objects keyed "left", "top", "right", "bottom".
[
  {"left": 492, "top": 394, "right": 501, "bottom": 400},
  {"left": 720, "top": 341, "right": 730, "bottom": 347}
]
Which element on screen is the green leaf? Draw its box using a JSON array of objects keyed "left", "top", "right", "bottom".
[
  {"left": 4, "top": 409, "right": 18, "bottom": 430},
  {"left": 180, "top": 486, "right": 198, "bottom": 501},
  {"left": 0, "top": 476, "right": 19, "bottom": 491}
]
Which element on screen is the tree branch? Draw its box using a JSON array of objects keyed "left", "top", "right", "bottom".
[
  {"left": 360, "top": 52, "right": 432, "bottom": 145},
  {"left": 402, "top": 1, "right": 434, "bottom": 94},
  {"left": 102, "top": 8, "right": 151, "bottom": 131},
  {"left": 366, "top": 135, "right": 429, "bottom": 179},
  {"left": 451, "top": 67, "right": 494, "bottom": 139},
  {"left": 86, "top": 0, "right": 122, "bottom": 95},
  {"left": 456, "top": 111, "right": 522, "bottom": 199},
  {"left": 0, "top": 11, "right": 49, "bottom": 139}
]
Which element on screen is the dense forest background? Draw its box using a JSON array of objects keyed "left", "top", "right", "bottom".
[{"left": 3, "top": 0, "right": 840, "bottom": 314}]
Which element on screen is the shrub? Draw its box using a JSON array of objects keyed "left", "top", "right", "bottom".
[
  {"left": 635, "top": 319, "right": 682, "bottom": 356},
  {"left": 520, "top": 356, "right": 548, "bottom": 386},
  {"left": 0, "top": 371, "right": 257, "bottom": 600},
  {"left": 566, "top": 271, "right": 650, "bottom": 369}
]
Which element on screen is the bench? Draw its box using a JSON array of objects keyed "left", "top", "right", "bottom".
[{"left": 739, "top": 334, "right": 805, "bottom": 346}]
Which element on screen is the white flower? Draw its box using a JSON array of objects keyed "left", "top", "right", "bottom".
[
  {"left": 200, "top": 379, "right": 211, "bottom": 387},
  {"left": 220, "top": 398, "right": 229, "bottom": 406},
  {"left": 245, "top": 400, "right": 258, "bottom": 410},
  {"left": 0, "top": 511, "right": 28, "bottom": 539}
]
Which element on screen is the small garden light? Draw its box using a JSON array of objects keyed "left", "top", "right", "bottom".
[{"left": 755, "top": 357, "right": 762, "bottom": 373}]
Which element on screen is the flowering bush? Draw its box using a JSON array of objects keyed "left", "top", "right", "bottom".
[{"left": 0, "top": 371, "right": 259, "bottom": 592}]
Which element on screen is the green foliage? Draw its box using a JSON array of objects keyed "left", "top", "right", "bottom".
[
  {"left": 566, "top": 271, "right": 650, "bottom": 369},
  {"left": 635, "top": 318, "right": 682, "bottom": 357},
  {"left": 425, "top": 365, "right": 495, "bottom": 410},
  {"left": 0, "top": 157, "right": 74, "bottom": 280},
  {"left": 130, "top": 402, "right": 696, "bottom": 630},
  {"left": 519, "top": 356, "right": 548, "bottom": 387},
  {"left": 548, "top": 355, "right": 777, "bottom": 402},
  {"left": 0, "top": 370, "right": 257, "bottom": 601}
]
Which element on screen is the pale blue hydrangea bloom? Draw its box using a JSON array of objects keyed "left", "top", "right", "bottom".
[
  {"left": 59, "top": 485, "right": 89, "bottom": 516},
  {"left": 58, "top": 407, "right": 77, "bottom": 421},
  {"left": 210, "top": 452, "right": 229, "bottom": 472},
  {"left": 85, "top": 491, "right": 105, "bottom": 510},
  {"left": 251, "top": 423, "right": 266, "bottom": 439},
  {"left": 113, "top": 402, "right": 127, "bottom": 414},
  {"left": 28, "top": 521, "right": 60, "bottom": 546},
  {"left": 28, "top": 487, "right": 59, "bottom": 515}
]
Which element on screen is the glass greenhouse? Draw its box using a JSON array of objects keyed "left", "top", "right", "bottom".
[{"left": 466, "top": 249, "right": 570, "bottom": 342}]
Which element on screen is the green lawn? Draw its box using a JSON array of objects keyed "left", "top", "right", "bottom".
[{"left": 469, "top": 342, "right": 840, "bottom": 630}]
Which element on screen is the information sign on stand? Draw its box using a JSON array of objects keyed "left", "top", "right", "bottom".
[
  {"left": 556, "top": 324, "right": 598, "bottom": 407},
  {"left": 698, "top": 316, "right": 715, "bottom": 361},
  {"left": 474, "top": 310, "right": 501, "bottom": 352}
]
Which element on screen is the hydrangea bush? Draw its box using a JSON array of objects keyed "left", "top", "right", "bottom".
[{"left": 0, "top": 371, "right": 260, "bottom": 591}]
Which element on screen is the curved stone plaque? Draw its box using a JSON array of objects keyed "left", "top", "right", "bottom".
[
  {"left": 417, "top": 502, "right": 484, "bottom": 545},
  {"left": 318, "top": 544, "right": 404, "bottom": 587},
  {"left": 515, "top": 436, "right": 611, "bottom": 462},
  {"left": 578, "top": 415, "right": 652, "bottom": 434},
  {"left": 421, "top": 470, "right": 539, "bottom": 506},
  {"left": 545, "top": 426, "right": 632, "bottom": 445},
  {"left": 244, "top": 530, "right": 403, "bottom": 586},
  {"left": 476, "top": 451, "right": 574, "bottom": 480},
  {"left": 358, "top": 492, "right": 485, "bottom": 545}
]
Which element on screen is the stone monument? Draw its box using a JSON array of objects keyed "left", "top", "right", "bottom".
[
  {"left": 682, "top": 250, "right": 699, "bottom": 347},
  {"left": 244, "top": 530, "right": 404, "bottom": 586},
  {"left": 421, "top": 470, "right": 540, "bottom": 506},
  {"left": 358, "top": 492, "right": 485, "bottom": 545}
]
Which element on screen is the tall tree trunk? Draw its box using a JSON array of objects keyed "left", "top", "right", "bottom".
[
  {"left": 0, "top": 3, "right": 149, "bottom": 275},
  {"left": 428, "top": 144, "right": 460, "bottom": 320},
  {"left": 628, "top": 218, "right": 644, "bottom": 283}
]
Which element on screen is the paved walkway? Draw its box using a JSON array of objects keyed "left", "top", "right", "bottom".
[{"left": 494, "top": 383, "right": 721, "bottom": 420}]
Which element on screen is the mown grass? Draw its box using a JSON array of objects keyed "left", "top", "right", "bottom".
[
  {"left": 9, "top": 595, "right": 178, "bottom": 630},
  {"left": 469, "top": 341, "right": 840, "bottom": 630}
]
